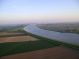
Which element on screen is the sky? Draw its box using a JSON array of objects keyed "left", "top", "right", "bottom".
[{"left": 0, "top": 0, "right": 79, "bottom": 24}]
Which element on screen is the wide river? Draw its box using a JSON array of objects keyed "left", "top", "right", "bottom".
[{"left": 24, "top": 24, "right": 79, "bottom": 46}]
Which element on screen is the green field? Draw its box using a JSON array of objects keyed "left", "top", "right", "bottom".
[
  {"left": 0, "top": 36, "right": 61, "bottom": 57},
  {"left": 0, "top": 34, "right": 79, "bottom": 57}
]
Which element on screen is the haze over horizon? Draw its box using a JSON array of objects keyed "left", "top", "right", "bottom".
[{"left": 0, "top": 0, "right": 79, "bottom": 25}]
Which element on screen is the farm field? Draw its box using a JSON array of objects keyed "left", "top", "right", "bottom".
[
  {"left": 0, "top": 33, "right": 61, "bottom": 57},
  {"left": 1, "top": 46, "right": 79, "bottom": 59},
  {"left": 0, "top": 35, "right": 38, "bottom": 43}
]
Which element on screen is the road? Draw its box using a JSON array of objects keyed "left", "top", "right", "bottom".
[{"left": 24, "top": 24, "right": 79, "bottom": 46}]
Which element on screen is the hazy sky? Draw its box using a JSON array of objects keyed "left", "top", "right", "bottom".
[{"left": 0, "top": 0, "right": 79, "bottom": 24}]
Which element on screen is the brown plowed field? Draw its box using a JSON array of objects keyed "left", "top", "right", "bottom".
[
  {"left": 1, "top": 47, "right": 79, "bottom": 59},
  {"left": 0, "top": 36, "right": 38, "bottom": 43}
]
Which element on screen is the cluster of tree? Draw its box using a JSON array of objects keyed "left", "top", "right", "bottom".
[{"left": 0, "top": 25, "right": 26, "bottom": 32}]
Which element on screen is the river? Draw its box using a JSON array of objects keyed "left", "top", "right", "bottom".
[{"left": 24, "top": 24, "right": 79, "bottom": 46}]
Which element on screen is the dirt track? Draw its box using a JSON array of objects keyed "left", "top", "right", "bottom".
[{"left": 1, "top": 46, "right": 79, "bottom": 59}]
